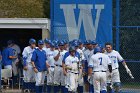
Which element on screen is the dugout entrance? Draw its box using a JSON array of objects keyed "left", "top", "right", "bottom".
[
  {"left": 0, "top": 18, "right": 50, "bottom": 51},
  {"left": 0, "top": 29, "right": 42, "bottom": 51}
]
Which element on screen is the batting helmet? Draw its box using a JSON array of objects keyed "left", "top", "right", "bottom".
[{"left": 94, "top": 47, "right": 101, "bottom": 54}]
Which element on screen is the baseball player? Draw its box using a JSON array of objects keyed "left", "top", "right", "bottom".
[
  {"left": 53, "top": 41, "right": 67, "bottom": 93},
  {"left": 1, "top": 40, "right": 17, "bottom": 89},
  {"left": 62, "top": 43, "right": 80, "bottom": 93},
  {"left": 105, "top": 42, "right": 132, "bottom": 93},
  {"left": 64, "top": 46, "right": 82, "bottom": 92},
  {"left": 46, "top": 42, "right": 56, "bottom": 93},
  {"left": 83, "top": 40, "right": 94, "bottom": 92},
  {"left": 31, "top": 40, "right": 48, "bottom": 93},
  {"left": 73, "top": 41, "right": 84, "bottom": 93},
  {"left": 88, "top": 47, "right": 112, "bottom": 93},
  {"left": 11, "top": 40, "right": 21, "bottom": 80},
  {"left": 22, "top": 38, "right": 36, "bottom": 92}
]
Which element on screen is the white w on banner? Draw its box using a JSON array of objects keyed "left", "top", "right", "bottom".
[
  {"left": 51, "top": 0, "right": 112, "bottom": 45},
  {"left": 60, "top": 4, "right": 104, "bottom": 41}
]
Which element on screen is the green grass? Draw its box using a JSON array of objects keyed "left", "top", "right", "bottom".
[{"left": 122, "top": 82, "right": 140, "bottom": 89}]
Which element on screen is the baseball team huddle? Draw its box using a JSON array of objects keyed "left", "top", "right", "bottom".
[{"left": 1, "top": 38, "right": 133, "bottom": 93}]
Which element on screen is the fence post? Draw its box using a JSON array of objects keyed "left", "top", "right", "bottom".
[
  {"left": 0, "top": 60, "right": 1, "bottom": 92},
  {"left": 50, "top": 0, "right": 54, "bottom": 40},
  {"left": 116, "top": 0, "right": 120, "bottom": 51}
]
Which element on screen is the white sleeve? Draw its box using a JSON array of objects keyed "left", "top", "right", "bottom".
[
  {"left": 88, "top": 56, "right": 93, "bottom": 67},
  {"left": 116, "top": 51, "right": 124, "bottom": 62},
  {"left": 22, "top": 48, "right": 28, "bottom": 58},
  {"left": 65, "top": 57, "right": 70, "bottom": 66}
]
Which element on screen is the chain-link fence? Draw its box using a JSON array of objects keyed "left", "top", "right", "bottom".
[{"left": 113, "top": 0, "right": 140, "bottom": 92}]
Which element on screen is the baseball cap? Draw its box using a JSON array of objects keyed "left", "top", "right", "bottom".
[{"left": 38, "top": 40, "right": 44, "bottom": 45}]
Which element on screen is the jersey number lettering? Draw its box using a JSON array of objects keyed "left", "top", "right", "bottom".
[{"left": 99, "top": 57, "right": 102, "bottom": 65}]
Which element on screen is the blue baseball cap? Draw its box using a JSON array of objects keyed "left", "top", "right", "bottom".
[
  {"left": 50, "top": 42, "right": 55, "bottom": 47},
  {"left": 92, "top": 40, "right": 97, "bottom": 45},
  {"left": 38, "top": 40, "right": 44, "bottom": 45},
  {"left": 63, "top": 40, "right": 68, "bottom": 44},
  {"left": 78, "top": 40, "right": 83, "bottom": 45},
  {"left": 72, "top": 42, "right": 79, "bottom": 47},
  {"left": 44, "top": 38, "right": 51, "bottom": 44},
  {"left": 55, "top": 45, "right": 59, "bottom": 48},
  {"left": 86, "top": 40, "right": 92, "bottom": 45},
  {"left": 59, "top": 41, "right": 64, "bottom": 46}
]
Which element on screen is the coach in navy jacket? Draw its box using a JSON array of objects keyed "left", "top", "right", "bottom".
[{"left": 31, "top": 40, "right": 48, "bottom": 93}]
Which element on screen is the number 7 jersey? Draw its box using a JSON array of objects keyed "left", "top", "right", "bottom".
[{"left": 88, "top": 53, "right": 111, "bottom": 71}]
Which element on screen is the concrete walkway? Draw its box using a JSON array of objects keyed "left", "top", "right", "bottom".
[{"left": 1, "top": 89, "right": 22, "bottom": 93}]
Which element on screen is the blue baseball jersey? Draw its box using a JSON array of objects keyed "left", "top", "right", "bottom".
[
  {"left": 31, "top": 48, "right": 47, "bottom": 72},
  {"left": 62, "top": 51, "right": 80, "bottom": 63},
  {"left": 2, "top": 47, "right": 14, "bottom": 66}
]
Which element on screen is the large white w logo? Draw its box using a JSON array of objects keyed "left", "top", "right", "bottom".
[{"left": 60, "top": 4, "right": 104, "bottom": 41}]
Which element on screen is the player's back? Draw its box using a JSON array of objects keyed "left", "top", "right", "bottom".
[{"left": 90, "top": 53, "right": 111, "bottom": 71}]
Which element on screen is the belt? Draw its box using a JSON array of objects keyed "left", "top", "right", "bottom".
[
  {"left": 70, "top": 72, "right": 79, "bottom": 74},
  {"left": 50, "top": 66, "right": 55, "bottom": 68},
  {"left": 113, "top": 68, "right": 118, "bottom": 70},
  {"left": 94, "top": 71, "right": 106, "bottom": 72},
  {"left": 55, "top": 65, "right": 62, "bottom": 67}
]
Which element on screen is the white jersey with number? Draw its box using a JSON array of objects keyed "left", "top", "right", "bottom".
[
  {"left": 84, "top": 49, "right": 94, "bottom": 63},
  {"left": 105, "top": 50, "right": 124, "bottom": 69},
  {"left": 22, "top": 46, "right": 35, "bottom": 67},
  {"left": 53, "top": 50, "right": 67, "bottom": 65},
  {"left": 65, "top": 55, "right": 79, "bottom": 73},
  {"left": 89, "top": 53, "right": 111, "bottom": 71}
]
